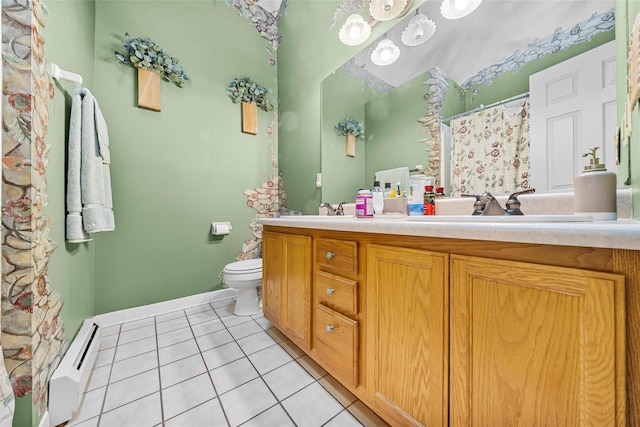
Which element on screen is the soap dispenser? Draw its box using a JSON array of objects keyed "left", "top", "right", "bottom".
[{"left": 573, "top": 147, "right": 617, "bottom": 220}]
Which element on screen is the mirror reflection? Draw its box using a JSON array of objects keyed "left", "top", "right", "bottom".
[{"left": 322, "top": 0, "right": 616, "bottom": 204}]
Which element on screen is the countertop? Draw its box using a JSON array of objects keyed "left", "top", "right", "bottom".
[{"left": 258, "top": 216, "right": 640, "bottom": 251}]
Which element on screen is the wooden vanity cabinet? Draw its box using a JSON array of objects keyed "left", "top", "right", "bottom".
[
  {"left": 262, "top": 231, "right": 312, "bottom": 351},
  {"left": 262, "top": 226, "right": 630, "bottom": 426}
]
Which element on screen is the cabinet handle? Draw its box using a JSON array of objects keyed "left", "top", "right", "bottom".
[
  {"left": 326, "top": 325, "right": 335, "bottom": 332},
  {"left": 326, "top": 251, "right": 335, "bottom": 259},
  {"left": 326, "top": 288, "right": 335, "bottom": 295}
]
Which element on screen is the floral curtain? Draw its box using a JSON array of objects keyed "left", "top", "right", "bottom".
[{"left": 450, "top": 97, "right": 531, "bottom": 197}]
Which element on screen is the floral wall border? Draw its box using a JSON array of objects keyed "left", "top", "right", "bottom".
[
  {"left": 222, "top": 0, "right": 290, "bottom": 49},
  {"left": 1, "top": 0, "right": 66, "bottom": 415}
]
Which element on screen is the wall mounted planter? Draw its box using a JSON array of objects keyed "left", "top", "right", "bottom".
[
  {"left": 241, "top": 101, "right": 258, "bottom": 135},
  {"left": 346, "top": 133, "right": 356, "bottom": 157},
  {"left": 137, "top": 68, "right": 161, "bottom": 112}
]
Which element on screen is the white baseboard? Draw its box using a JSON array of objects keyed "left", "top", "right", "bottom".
[{"left": 93, "top": 288, "right": 239, "bottom": 327}]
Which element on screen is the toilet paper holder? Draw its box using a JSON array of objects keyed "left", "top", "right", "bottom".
[{"left": 211, "top": 222, "right": 232, "bottom": 235}]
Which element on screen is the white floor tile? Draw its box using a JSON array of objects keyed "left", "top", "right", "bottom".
[
  {"left": 118, "top": 325, "right": 155, "bottom": 345},
  {"left": 218, "top": 378, "right": 277, "bottom": 426},
  {"left": 113, "top": 336, "right": 157, "bottom": 362},
  {"left": 185, "top": 304, "right": 213, "bottom": 315},
  {"left": 99, "top": 333, "right": 118, "bottom": 350},
  {"left": 160, "top": 353, "right": 207, "bottom": 388},
  {"left": 325, "top": 409, "right": 364, "bottom": 427},
  {"left": 67, "top": 416, "right": 99, "bottom": 427},
  {"left": 99, "top": 392, "right": 162, "bottom": 427},
  {"left": 211, "top": 298, "right": 235, "bottom": 309},
  {"left": 236, "top": 331, "right": 277, "bottom": 355},
  {"left": 196, "top": 329, "right": 234, "bottom": 352},
  {"left": 265, "top": 327, "right": 287, "bottom": 344},
  {"left": 162, "top": 373, "right": 217, "bottom": 419},
  {"left": 253, "top": 315, "right": 274, "bottom": 331},
  {"left": 155, "top": 310, "right": 185, "bottom": 324},
  {"left": 278, "top": 340, "right": 305, "bottom": 359},
  {"left": 188, "top": 309, "right": 219, "bottom": 325},
  {"left": 347, "top": 401, "right": 390, "bottom": 427},
  {"left": 85, "top": 364, "right": 110, "bottom": 392},
  {"left": 220, "top": 314, "right": 253, "bottom": 328},
  {"left": 103, "top": 369, "right": 159, "bottom": 412},
  {"left": 240, "top": 404, "right": 294, "bottom": 427},
  {"left": 120, "top": 317, "right": 154, "bottom": 332},
  {"left": 94, "top": 347, "right": 116, "bottom": 369},
  {"left": 110, "top": 350, "right": 158, "bottom": 383},
  {"left": 158, "top": 338, "right": 199, "bottom": 366},
  {"left": 157, "top": 326, "right": 193, "bottom": 348},
  {"left": 262, "top": 360, "right": 315, "bottom": 401},
  {"left": 281, "top": 382, "right": 343, "bottom": 427},
  {"left": 213, "top": 304, "right": 235, "bottom": 319},
  {"left": 191, "top": 318, "right": 226, "bottom": 337},
  {"left": 101, "top": 324, "right": 121, "bottom": 337},
  {"left": 164, "top": 398, "right": 227, "bottom": 427},
  {"left": 155, "top": 316, "right": 190, "bottom": 334},
  {"left": 247, "top": 344, "right": 293, "bottom": 375},
  {"left": 201, "top": 342, "right": 245, "bottom": 371},
  {"left": 68, "top": 386, "right": 106, "bottom": 425},
  {"left": 319, "top": 375, "right": 357, "bottom": 407},
  {"left": 297, "top": 354, "right": 327, "bottom": 380},
  {"left": 209, "top": 357, "right": 259, "bottom": 395},
  {"left": 228, "top": 320, "right": 263, "bottom": 340}
]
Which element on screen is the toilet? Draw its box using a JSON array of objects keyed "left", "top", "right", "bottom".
[{"left": 222, "top": 258, "right": 263, "bottom": 316}]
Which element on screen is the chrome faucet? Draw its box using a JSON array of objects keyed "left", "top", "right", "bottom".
[
  {"left": 462, "top": 189, "right": 535, "bottom": 216},
  {"left": 320, "top": 202, "right": 347, "bottom": 216}
]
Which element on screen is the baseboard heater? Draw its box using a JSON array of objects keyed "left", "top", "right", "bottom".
[{"left": 48, "top": 319, "right": 102, "bottom": 427}]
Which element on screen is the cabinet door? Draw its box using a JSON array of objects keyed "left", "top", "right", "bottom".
[
  {"left": 281, "top": 234, "right": 312, "bottom": 351},
  {"left": 262, "top": 231, "right": 282, "bottom": 327},
  {"left": 367, "top": 244, "right": 449, "bottom": 427},
  {"left": 450, "top": 255, "right": 625, "bottom": 426}
]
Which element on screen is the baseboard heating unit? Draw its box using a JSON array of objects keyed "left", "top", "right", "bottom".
[{"left": 48, "top": 319, "right": 101, "bottom": 427}]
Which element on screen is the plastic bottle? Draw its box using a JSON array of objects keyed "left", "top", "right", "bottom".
[
  {"left": 435, "top": 187, "right": 445, "bottom": 198},
  {"left": 372, "top": 181, "right": 384, "bottom": 215},
  {"left": 356, "top": 189, "right": 374, "bottom": 218},
  {"left": 423, "top": 185, "right": 436, "bottom": 216},
  {"left": 573, "top": 147, "right": 617, "bottom": 220},
  {"left": 383, "top": 182, "right": 392, "bottom": 198}
]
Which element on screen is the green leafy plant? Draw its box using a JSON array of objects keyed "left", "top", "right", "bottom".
[
  {"left": 114, "top": 33, "right": 190, "bottom": 88},
  {"left": 335, "top": 117, "right": 364, "bottom": 138},
  {"left": 227, "top": 77, "right": 274, "bottom": 112}
]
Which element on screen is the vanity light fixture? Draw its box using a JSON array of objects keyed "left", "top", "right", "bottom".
[
  {"left": 339, "top": 14, "right": 372, "bottom": 46},
  {"left": 401, "top": 9, "right": 436, "bottom": 47},
  {"left": 369, "top": 0, "right": 408, "bottom": 21},
  {"left": 371, "top": 37, "right": 400, "bottom": 66},
  {"left": 440, "top": 0, "right": 482, "bottom": 20}
]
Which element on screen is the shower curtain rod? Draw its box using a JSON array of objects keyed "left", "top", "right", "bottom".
[{"left": 443, "top": 92, "right": 529, "bottom": 123}]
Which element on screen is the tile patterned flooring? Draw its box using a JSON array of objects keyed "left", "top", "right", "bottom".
[{"left": 67, "top": 298, "right": 390, "bottom": 427}]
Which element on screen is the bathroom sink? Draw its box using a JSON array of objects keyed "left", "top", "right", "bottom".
[{"left": 405, "top": 214, "right": 593, "bottom": 223}]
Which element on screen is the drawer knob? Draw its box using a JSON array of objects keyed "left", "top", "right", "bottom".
[
  {"left": 326, "top": 325, "right": 335, "bottom": 332},
  {"left": 326, "top": 288, "right": 335, "bottom": 295},
  {"left": 326, "top": 251, "right": 335, "bottom": 260}
]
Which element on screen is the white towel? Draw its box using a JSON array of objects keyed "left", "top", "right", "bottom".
[
  {"left": 66, "top": 86, "right": 115, "bottom": 242},
  {"left": 375, "top": 167, "right": 410, "bottom": 195}
]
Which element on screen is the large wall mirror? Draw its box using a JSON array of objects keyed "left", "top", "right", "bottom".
[{"left": 321, "top": 0, "right": 617, "bottom": 204}]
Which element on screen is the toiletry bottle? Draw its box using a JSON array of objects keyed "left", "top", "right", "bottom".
[
  {"left": 436, "top": 187, "right": 445, "bottom": 198},
  {"left": 383, "top": 183, "right": 392, "bottom": 198},
  {"left": 356, "top": 189, "right": 374, "bottom": 218},
  {"left": 372, "top": 181, "right": 384, "bottom": 215},
  {"left": 574, "top": 147, "right": 617, "bottom": 220},
  {"left": 423, "top": 185, "right": 436, "bottom": 216}
]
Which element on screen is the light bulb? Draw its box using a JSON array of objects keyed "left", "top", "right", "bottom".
[
  {"left": 414, "top": 25, "right": 424, "bottom": 39},
  {"left": 383, "top": 0, "right": 394, "bottom": 11},
  {"left": 454, "top": 0, "right": 469, "bottom": 11},
  {"left": 380, "top": 48, "right": 391, "bottom": 61},
  {"left": 349, "top": 26, "right": 361, "bottom": 39}
]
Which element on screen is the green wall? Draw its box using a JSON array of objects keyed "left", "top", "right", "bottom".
[{"left": 90, "top": 1, "right": 276, "bottom": 313}]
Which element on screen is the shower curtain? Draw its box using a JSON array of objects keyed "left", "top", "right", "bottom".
[{"left": 449, "top": 97, "right": 531, "bottom": 197}]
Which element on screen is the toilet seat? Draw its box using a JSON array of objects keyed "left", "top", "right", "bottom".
[{"left": 223, "top": 259, "right": 262, "bottom": 281}]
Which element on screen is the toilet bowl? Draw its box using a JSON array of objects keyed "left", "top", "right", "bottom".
[{"left": 223, "top": 258, "right": 263, "bottom": 316}]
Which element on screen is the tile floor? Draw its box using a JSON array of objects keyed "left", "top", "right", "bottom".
[{"left": 66, "top": 298, "right": 390, "bottom": 427}]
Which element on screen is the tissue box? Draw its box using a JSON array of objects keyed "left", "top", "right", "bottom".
[{"left": 383, "top": 198, "right": 408, "bottom": 215}]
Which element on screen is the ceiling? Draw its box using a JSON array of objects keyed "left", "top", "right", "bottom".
[{"left": 350, "top": 0, "right": 615, "bottom": 87}]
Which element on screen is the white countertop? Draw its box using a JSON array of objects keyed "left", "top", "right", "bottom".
[{"left": 259, "top": 216, "right": 640, "bottom": 250}]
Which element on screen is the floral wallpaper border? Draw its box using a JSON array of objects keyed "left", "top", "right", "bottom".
[
  {"left": 223, "top": 0, "right": 289, "bottom": 48},
  {"left": 1, "top": 0, "right": 66, "bottom": 416}
]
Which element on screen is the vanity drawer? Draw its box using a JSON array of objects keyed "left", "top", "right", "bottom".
[
  {"left": 316, "top": 238, "right": 358, "bottom": 275},
  {"left": 315, "top": 304, "right": 358, "bottom": 387},
  {"left": 315, "top": 271, "right": 358, "bottom": 316}
]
